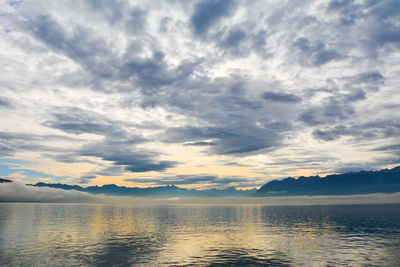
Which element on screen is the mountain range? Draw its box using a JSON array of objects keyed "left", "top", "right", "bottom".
[
  {"left": 30, "top": 182, "right": 256, "bottom": 198},
  {"left": 255, "top": 166, "right": 400, "bottom": 196},
  {"left": 1, "top": 166, "right": 400, "bottom": 197}
]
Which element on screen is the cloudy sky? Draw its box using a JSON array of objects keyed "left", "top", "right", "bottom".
[{"left": 0, "top": 0, "right": 399, "bottom": 189}]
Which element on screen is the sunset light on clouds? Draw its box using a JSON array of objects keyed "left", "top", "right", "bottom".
[{"left": 0, "top": 0, "right": 399, "bottom": 189}]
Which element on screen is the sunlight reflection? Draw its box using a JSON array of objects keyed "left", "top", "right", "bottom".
[{"left": 1, "top": 203, "right": 399, "bottom": 266}]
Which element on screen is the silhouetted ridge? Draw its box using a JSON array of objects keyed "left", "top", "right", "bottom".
[{"left": 255, "top": 166, "right": 400, "bottom": 196}]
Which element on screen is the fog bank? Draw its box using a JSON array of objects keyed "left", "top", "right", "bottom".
[
  {"left": 0, "top": 182, "right": 98, "bottom": 203},
  {"left": 2, "top": 182, "right": 400, "bottom": 205}
]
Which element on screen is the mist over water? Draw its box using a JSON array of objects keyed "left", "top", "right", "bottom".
[
  {"left": 3, "top": 181, "right": 400, "bottom": 205},
  {"left": 1, "top": 203, "right": 400, "bottom": 266}
]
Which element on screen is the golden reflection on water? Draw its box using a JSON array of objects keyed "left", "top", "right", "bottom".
[{"left": 1, "top": 203, "right": 400, "bottom": 266}]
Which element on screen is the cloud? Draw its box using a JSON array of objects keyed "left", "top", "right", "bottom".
[
  {"left": 219, "top": 28, "right": 246, "bottom": 49},
  {"left": 312, "top": 126, "right": 348, "bottom": 141},
  {"left": 45, "top": 112, "right": 114, "bottom": 135},
  {"left": 0, "top": 182, "right": 97, "bottom": 202},
  {"left": 183, "top": 141, "right": 217, "bottom": 146},
  {"left": 293, "top": 37, "right": 342, "bottom": 67},
  {"left": 326, "top": 0, "right": 400, "bottom": 56},
  {"left": 312, "top": 120, "right": 400, "bottom": 142},
  {"left": 373, "top": 144, "right": 400, "bottom": 152},
  {"left": 125, "top": 8, "right": 147, "bottom": 35},
  {"left": 0, "top": 143, "right": 14, "bottom": 157},
  {"left": 29, "top": 15, "right": 111, "bottom": 75},
  {"left": 43, "top": 107, "right": 139, "bottom": 137},
  {"left": 79, "top": 175, "right": 97, "bottom": 184},
  {"left": 87, "top": 0, "right": 127, "bottom": 24},
  {"left": 0, "top": 97, "right": 13, "bottom": 108},
  {"left": 80, "top": 142, "right": 178, "bottom": 173},
  {"left": 0, "top": 0, "right": 399, "bottom": 186},
  {"left": 190, "top": 0, "right": 236, "bottom": 36},
  {"left": 262, "top": 91, "right": 301, "bottom": 103},
  {"left": 352, "top": 71, "right": 384, "bottom": 85},
  {"left": 125, "top": 174, "right": 264, "bottom": 189},
  {"left": 164, "top": 123, "right": 291, "bottom": 155},
  {"left": 0, "top": 131, "right": 81, "bottom": 158},
  {"left": 126, "top": 174, "right": 218, "bottom": 185},
  {"left": 119, "top": 51, "right": 200, "bottom": 91}
]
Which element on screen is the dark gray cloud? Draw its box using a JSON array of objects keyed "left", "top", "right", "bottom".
[
  {"left": 44, "top": 107, "right": 121, "bottom": 136},
  {"left": 164, "top": 123, "right": 291, "bottom": 155},
  {"left": 27, "top": 11, "right": 193, "bottom": 96},
  {"left": 43, "top": 108, "right": 150, "bottom": 153},
  {"left": 327, "top": 0, "right": 356, "bottom": 11},
  {"left": 0, "top": 131, "right": 82, "bottom": 157},
  {"left": 312, "top": 126, "right": 348, "bottom": 141},
  {"left": 184, "top": 141, "right": 217, "bottom": 147},
  {"left": 42, "top": 107, "right": 175, "bottom": 174},
  {"left": 251, "top": 30, "right": 269, "bottom": 58},
  {"left": 297, "top": 71, "right": 384, "bottom": 127},
  {"left": 211, "top": 23, "right": 270, "bottom": 58},
  {"left": 125, "top": 161, "right": 176, "bottom": 173},
  {"left": 262, "top": 91, "right": 301, "bottom": 103},
  {"left": 0, "top": 97, "right": 13, "bottom": 108},
  {"left": 326, "top": 0, "right": 400, "bottom": 56},
  {"left": 268, "top": 156, "right": 338, "bottom": 166},
  {"left": 23, "top": 3, "right": 203, "bottom": 96},
  {"left": 3, "top": 104, "right": 171, "bottom": 177},
  {"left": 373, "top": 144, "right": 400, "bottom": 152},
  {"left": 125, "top": 174, "right": 252, "bottom": 187},
  {"left": 312, "top": 120, "right": 400, "bottom": 142},
  {"left": 120, "top": 52, "right": 200, "bottom": 92},
  {"left": 125, "top": 8, "right": 147, "bottom": 34},
  {"left": 343, "top": 89, "right": 366, "bottom": 102},
  {"left": 158, "top": 17, "right": 172, "bottom": 33},
  {"left": 28, "top": 14, "right": 116, "bottom": 83},
  {"left": 191, "top": 0, "right": 236, "bottom": 36},
  {"left": 364, "top": 1, "right": 400, "bottom": 50},
  {"left": 216, "top": 27, "right": 249, "bottom": 56},
  {"left": 126, "top": 174, "right": 218, "bottom": 185},
  {"left": 293, "top": 37, "right": 342, "bottom": 67},
  {"left": 298, "top": 103, "right": 353, "bottom": 126},
  {"left": 219, "top": 28, "right": 247, "bottom": 48},
  {"left": 30, "top": 15, "right": 107, "bottom": 62},
  {"left": 46, "top": 118, "right": 112, "bottom": 135},
  {"left": 0, "top": 142, "right": 14, "bottom": 157},
  {"left": 81, "top": 143, "right": 178, "bottom": 173},
  {"left": 44, "top": 153, "right": 92, "bottom": 164},
  {"left": 352, "top": 71, "right": 384, "bottom": 85},
  {"left": 88, "top": 0, "right": 127, "bottom": 24}
]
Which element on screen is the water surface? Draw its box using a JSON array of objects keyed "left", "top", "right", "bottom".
[{"left": 1, "top": 203, "right": 400, "bottom": 266}]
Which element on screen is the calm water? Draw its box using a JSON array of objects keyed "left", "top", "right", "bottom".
[{"left": 0, "top": 203, "right": 400, "bottom": 266}]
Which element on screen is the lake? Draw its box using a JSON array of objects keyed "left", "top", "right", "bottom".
[{"left": 1, "top": 203, "right": 400, "bottom": 266}]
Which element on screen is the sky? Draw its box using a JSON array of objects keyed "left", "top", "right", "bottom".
[{"left": 0, "top": 0, "right": 399, "bottom": 189}]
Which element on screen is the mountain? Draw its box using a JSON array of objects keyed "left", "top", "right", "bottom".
[
  {"left": 32, "top": 182, "right": 256, "bottom": 198},
  {"left": 255, "top": 166, "right": 400, "bottom": 196},
  {"left": 0, "top": 178, "right": 12, "bottom": 183}
]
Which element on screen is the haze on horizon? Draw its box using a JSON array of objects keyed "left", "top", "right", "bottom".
[{"left": 0, "top": 0, "right": 399, "bottom": 189}]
